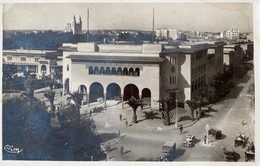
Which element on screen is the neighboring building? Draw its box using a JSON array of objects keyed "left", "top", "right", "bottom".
[
  {"left": 247, "top": 33, "right": 253, "bottom": 42},
  {"left": 223, "top": 44, "right": 243, "bottom": 75},
  {"left": 204, "top": 41, "right": 225, "bottom": 86},
  {"left": 3, "top": 49, "right": 62, "bottom": 78},
  {"left": 156, "top": 28, "right": 168, "bottom": 39},
  {"left": 72, "top": 15, "right": 82, "bottom": 35},
  {"left": 160, "top": 43, "right": 209, "bottom": 102},
  {"left": 169, "top": 29, "right": 178, "bottom": 40},
  {"left": 247, "top": 43, "right": 254, "bottom": 60},
  {"left": 64, "top": 23, "right": 72, "bottom": 33},
  {"left": 156, "top": 28, "right": 178, "bottom": 40},
  {"left": 225, "top": 29, "right": 239, "bottom": 40}
]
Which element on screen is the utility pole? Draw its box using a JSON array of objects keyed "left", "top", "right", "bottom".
[
  {"left": 152, "top": 7, "right": 154, "bottom": 43},
  {"left": 87, "top": 8, "right": 89, "bottom": 42},
  {"left": 175, "top": 99, "right": 178, "bottom": 128}
]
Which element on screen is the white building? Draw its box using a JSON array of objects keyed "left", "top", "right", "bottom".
[{"left": 225, "top": 29, "right": 239, "bottom": 39}]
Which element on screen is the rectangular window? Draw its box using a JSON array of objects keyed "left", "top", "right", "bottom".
[
  {"left": 21, "top": 57, "right": 26, "bottom": 61},
  {"left": 170, "top": 76, "right": 176, "bottom": 84},
  {"left": 7, "top": 56, "right": 12, "bottom": 61},
  {"left": 170, "top": 57, "right": 176, "bottom": 64},
  {"left": 35, "top": 57, "right": 40, "bottom": 62}
]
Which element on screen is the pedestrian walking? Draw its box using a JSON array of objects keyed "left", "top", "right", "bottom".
[
  {"left": 89, "top": 109, "right": 92, "bottom": 117},
  {"left": 117, "top": 129, "right": 121, "bottom": 138},
  {"left": 119, "top": 114, "right": 122, "bottom": 121},
  {"left": 125, "top": 120, "right": 128, "bottom": 127},
  {"left": 204, "top": 134, "right": 207, "bottom": 144},
  {"left": 60, "top": 91, "right": 62, "bottom": 96},
  {"left": 241, "top": 118, "right": 244, "bottom": 125},
  {"left": 179, "top": 125, "right": 183, "bottom": 134},
  {"left": 120, "top": 145, "right": 124, "bottom": 155}
]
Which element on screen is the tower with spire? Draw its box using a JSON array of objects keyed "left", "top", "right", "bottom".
[{"left": 72, "top": 15, "right": 82, "bottom": 35}]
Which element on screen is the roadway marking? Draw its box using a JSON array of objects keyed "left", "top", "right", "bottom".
[{"left": 223, "top": 106, "right": 235, "bottom": 121}]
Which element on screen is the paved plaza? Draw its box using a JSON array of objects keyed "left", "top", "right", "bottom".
[{"left": 34, "top": 69, "right": 255, "bottom": 162}]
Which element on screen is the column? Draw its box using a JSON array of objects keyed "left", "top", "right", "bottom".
[
  {"left": 121, "top": 94, "right": 124, "bottom": 109},
  {"left": 87, "top": 93, "right": 90, "bottom": 106},
  {"left": 104, "top": 91, "right": 107, "bottom": 108},
  {"left": 25, "top": 66, "right": 29, "bottom": 72}
]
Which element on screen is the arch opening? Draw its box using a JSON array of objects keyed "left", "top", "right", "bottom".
[
  {"left": 107, "top": 83, "right": 121, "bottom": 100},
  {"left": 123, "top": 84, "right": 139, "bottom": 101},
  {"left": 89, "top": 82, "right": 104, "bottom": 103}
]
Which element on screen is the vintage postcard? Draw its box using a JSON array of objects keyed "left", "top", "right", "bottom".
[{"left": 1, "top": 1, "right": 258, "bottom": 166}]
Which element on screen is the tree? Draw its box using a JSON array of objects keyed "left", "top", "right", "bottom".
[
  {"left": 158, "top": 97, "right": 171, "bottom": 126},
  {"left": 185, "top": 100, "right": 197, "bottom": 120},
  {"left": 3, "top": 96, "right": 52, "bottom": 160},
  {"left": 68, "top": 91, "right": 83, "bottom": 118},
  {"left": 44, "top": 90, "right": 56, "bottom": 114},
  {"left": 23, "top": 78, "right": 39, "bottom": 104},
  {"left": 125, "top": 96, "right": 142, "bottom": 123},
  {"left": 191, "top": 87, "right": 210, "bottom": 118}
]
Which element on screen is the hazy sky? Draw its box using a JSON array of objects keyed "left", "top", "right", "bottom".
[{"left": 3, "top": 3, "right": 253, "bottom": 32}]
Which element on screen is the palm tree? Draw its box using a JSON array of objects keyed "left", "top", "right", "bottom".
[
  {"left": 44, "top": 90, "right": 56, "bottom": 114},
  {"left": 192, "top": 87, "right": 210, "bottom": 118},
  {"left": 185, "top": 100, "right": 197, "bottom": 120},
  {"left": 125, "top": 96, "right": 142, "bottom": 123},
  {"left": 68, "top": 91, "right": 83, "bottom": 118},
  {"left": 158, "top": 97, "right": 171, "bottom": 126}
]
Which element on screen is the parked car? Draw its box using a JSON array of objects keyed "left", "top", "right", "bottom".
[
  {"left": 209, "top": 128, "right": 222, "bottom": 139},
  {"left": 245, "top": 142, "right": 255, "bottom": 161},
  {"left": 222, "top": 146, "right": 236, "bottom": 161}
]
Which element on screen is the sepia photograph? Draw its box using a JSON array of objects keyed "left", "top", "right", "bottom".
[{"left": 1, "top": 1, "right": 258, "bottom": 165}]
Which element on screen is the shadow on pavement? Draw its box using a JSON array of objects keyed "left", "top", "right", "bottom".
[
  {"left": 236, "top": 74, "right": 251, "bottom": 84},
  {"left": 136, "top": 157, "right": 158, "bottom": 161},
  {"left": 206, "top": 107, "right": 218, "bottom": 113},
  {"left": 200, "top": 114, "right": 214, "bottom": 119},
  {"left": 193, "top": 138, "right": 201, "bottom": 146},
  {"left": 221, "top": 133, "right": 227, "bottom": 139},
  {"left": 123, "top": 150, "right": 131, "bottom": 155},
  {"left": 142, "top": 111, "right": 161, "bottom": 120},
  {"left": 98, "top": 133, "right": 117, "bottom": 142},
  {"left": 233, "top": 151, "right": 241, "bottom": 162},
  {"left": 92, "top": 106, "right": 105, "bottom": 114},
  {"left": 173, "top": 149, "right": 186, "bottom": 160},
  {"left": 109, "top": 147, "right": 118, "bottom": 152},
  {"left": 228, "top": 86, "right": 244, "bottom": 99},
  {"left": 179, "top": 115, "right": 192, "bottom": 122}
]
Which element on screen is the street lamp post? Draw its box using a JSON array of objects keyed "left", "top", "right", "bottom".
[
  {"left": 175, "top": 99, "right": 178, "bottom": 128},
  {"left": 206, "top": 124, "right": 209, "bottom": 144}
]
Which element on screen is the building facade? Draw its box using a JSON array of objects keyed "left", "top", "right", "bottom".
[
  {"left": 59, "top": 42, "right": 218, "bottom": 110},
  {"left": 3, "top": 49, "right": 62, "bottom": 79},
  {"left": 225, "top": 29, "right": 239, "bottom": 40}
]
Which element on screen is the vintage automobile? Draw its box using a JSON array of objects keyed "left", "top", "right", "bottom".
[
  {"left": 208, "top": 128, "right": 222, "bottom": 139},
  {"left": 162, "top": 141, "right": 176, "bottom": 161},
  {"left": 222, "top": 146, "right": 236, "bottom": 161},
  {"left": 183, "top": 134, "right": 195, "bottom": 147},
  {"left": 234, "top": 132, "right": 246, "bottom": 148},
  {"left": 245, "top": 142, "right": 255, "bottom": 162}
]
